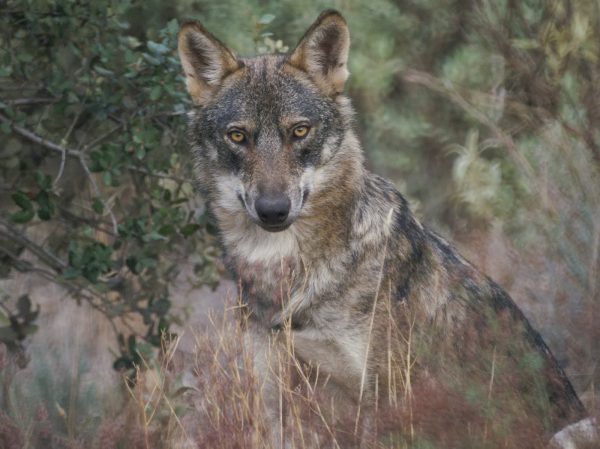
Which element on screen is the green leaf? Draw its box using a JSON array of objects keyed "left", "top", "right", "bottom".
[
  {"left": 94, "top": 65, "right": 115, "bottom": 77},
  {"left": 11, "top": 210, "right": 34, "bottom": 223},
  {"left": 166, "top": 19, "right": 179, "bottom": 36},
  {"left": 92, "top": 198, "right": 104, "bottom": 214},
  {"left": 67, "top": 91, "right": 79, "bottom": 103},
  {"left": 142, "top": 231, "right": 167, "bottom": 242},
  {"left": 37, "top": 208, "right": 51, "bottom": 220},
  {"left": 149, "top": 86, "right": 162, "bottom": 101},
  {"left": 34, "top": 171, "right": 51, "bottom": 190},
  {"left": 258, "top": 14, "right": 276, "bottom": 25},
  {"left": 142, "top": 53, "right": 161, "bottom": 65},
  {"left": 147, "top": 41, "right": 169, "bottom": 55},
  {"left": 180, "top": 223, "right": 201, "bottom": 237},
  {"left": 0, "top": 65, "right": 13, "bottom": 77},
  {"left": 158, "top": 224, "right": 175, "bottom": 236},
  {"left": 12, "top": 191, "right": 33, "bottom": 211},
  {"left": 151, "top": 298, "right": 170, "bottom": 317}
]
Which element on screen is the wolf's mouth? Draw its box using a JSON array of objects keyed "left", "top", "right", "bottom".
[{"left": 258, "top": 222, "right": 292, "bottom": 233}]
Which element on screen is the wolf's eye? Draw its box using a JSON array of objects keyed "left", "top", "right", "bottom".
[
  {"left": 293, "top": 125, "right": 310, "bottom": 138},
  {"left": 228, "top": 130, "right": 246, "bottom": 144}
]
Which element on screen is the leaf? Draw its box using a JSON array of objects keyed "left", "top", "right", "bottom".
[
  {"left": 37, "top": 208, "right": 51, "bottom": 220},
  {"left": 149, "top": 86, "right": 162, "bottom": 101},
  {"left": 94, "top": 65, "right": 115, "bottom": 77},
  {"left": 17, "top": 294, "right": 32, "bottom": 316},
  {"left": 12, "top": 191, "right": 32, "bottom": 211},
  {"left": 147, "top": 41, "right": 169, "bottom": 55},
  {"left": 0, "top": 65, "right": 13, "bottom": 77},
  {"left": 0, "top": 326, "right": 18, "bottom": 344},
  {"left": 142, "top": 231, "right": 167, "bottom": 242},
  {"left": 127, "top": 334, "right": 137, "bottom": 356},
  {"left": 258, "top": 14, "right": 275, "bottom": 25},
  {"left": 35, "top": 190, "right": 54, "bottom": 220},
  {"left": 180, "top": 223, "right": 201, "bottom": 237},
  {"left": 151, "top": 298, "right": 170, "bottom": 317},
  {"left": 11, "top": 210, "right": 34, "bottom": 223},
  {"left": 142, "top": 53, "right": 161, "bottom": 66},
  {"left": 166, "top": 19, "right": 179, "bottom": 36},
  {"left": 158, "top": 224, "right": 175, "bottom": 236},
  {"left": 34, "top": 171, "right": 51, "bottom": 190},
  {"left": 113, "top": 356, "right": 135, "bottom": 372},
  {"left": 92, "top": 198, "right": 104, "bottom": 214}
]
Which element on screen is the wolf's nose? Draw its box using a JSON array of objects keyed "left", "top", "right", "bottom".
[{"left": 255, "top": 194, "right": 291, "bottom": 226}]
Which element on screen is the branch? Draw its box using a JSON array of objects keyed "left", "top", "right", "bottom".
[
  {"left": 0, "top": 112, "right": 185, "bottom": 182},
  {"left": 0, "top": 112, "right": 82, "bottom": 158},
  {"left": 1, "top": 97, "right": 60, "bottom": 106},
  {"left": 77, "top": 152, "right": 119, "bottom": 234},
  {"left": 0, "top": 217, "right": 67, "bottom": 271}
]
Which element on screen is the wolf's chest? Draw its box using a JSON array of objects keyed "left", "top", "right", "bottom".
[{"left": 234, "top": 251, "right": 301, "bottom": 324}]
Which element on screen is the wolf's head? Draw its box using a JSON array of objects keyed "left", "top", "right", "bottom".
[{"left": 178, "top": 11, "right": 361, "bottom": 233}]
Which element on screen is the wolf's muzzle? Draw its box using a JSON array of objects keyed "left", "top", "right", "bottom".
[{"left": 255, "top": 193, "right": 291, "bottom": 230}]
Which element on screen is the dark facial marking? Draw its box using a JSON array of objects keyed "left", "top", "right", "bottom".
[
  {"left": 301, "top": 188, "right": 310, "bottom": 206},
  {"left": 236, "top": 192, "right": 245, "bottom": 208}
]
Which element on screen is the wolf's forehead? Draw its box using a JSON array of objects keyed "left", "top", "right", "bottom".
[{"left": 214, "top": 56, "right": 325, "bottom": 122}]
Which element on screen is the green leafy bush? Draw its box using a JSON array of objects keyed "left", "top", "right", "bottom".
[{"left": 0, "top": 0, "right": 220, "bottom": 377}]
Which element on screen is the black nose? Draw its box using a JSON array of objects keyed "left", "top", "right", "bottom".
[{"left": 255, "top": 194, "right": 291, "bottom": 226}]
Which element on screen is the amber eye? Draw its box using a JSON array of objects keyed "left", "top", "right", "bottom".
[
  {"left": 293, "top": 125, "right": 310, "bottom": 138},
  {"left": 228, "top": 130, "right": 246, "bottom": 144}
]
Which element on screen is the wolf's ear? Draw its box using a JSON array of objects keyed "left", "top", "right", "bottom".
[
  {"left": 178, "top": 22, "right": 241, "bottom": 105},
  {"left": 288, "top": 10, "right": 350, "bottom": 95}
]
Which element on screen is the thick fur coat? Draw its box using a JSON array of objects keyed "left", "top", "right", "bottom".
[{"left": 178, "top": 10, "right": 586, "bottom": 445}]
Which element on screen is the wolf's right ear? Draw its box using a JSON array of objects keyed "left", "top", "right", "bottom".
[
  {"left": 288, "top": 10, "right": 350, "bottom": 96},
  {"left": 178, "top": 22, "right": 241, "bottom": 105}
]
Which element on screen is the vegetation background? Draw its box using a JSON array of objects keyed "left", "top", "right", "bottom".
[{"left": 0, "top": 0, "right": 598, "bottom": 447}]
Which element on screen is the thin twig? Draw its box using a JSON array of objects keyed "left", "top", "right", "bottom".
[
  {"left": 0, "top": 112, "right": 82, "bottom": 157},
  {"left": 0, "top": 217, "right": 67, "bottom": 270},
  {"left": 81, "top": 122, "right": 123, "bottom": 153},
  {"left": 54, "top": 107, "right": 84, "bottom": 187},
  {"left": 77, "top": 154, "right": 119, "bottom": 234},
  {"left": 1, "top": 97, "right": 60, "bottom": 106}
]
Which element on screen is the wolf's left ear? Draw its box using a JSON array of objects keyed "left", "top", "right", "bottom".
[
  {"left": 178, "top": 22, "right": 241, "bottom": 105},
  {"left": 288, "top": 10, "right": 350, "bottom": 96}
]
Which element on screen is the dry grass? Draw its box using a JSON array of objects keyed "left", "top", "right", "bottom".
[{"left": 1, "top": 282, "right": 599, "bottom": 449}]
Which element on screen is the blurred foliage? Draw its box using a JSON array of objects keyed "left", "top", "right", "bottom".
[{"left": 1, "top": 0, "right": 600, "bottom": 445}]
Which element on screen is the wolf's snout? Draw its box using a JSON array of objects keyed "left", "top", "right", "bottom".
[{"left": 255, "top": 193, "right": 291, "bottom": 228}]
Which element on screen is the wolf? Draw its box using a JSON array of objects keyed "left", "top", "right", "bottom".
[{"left": 178, "top": 10, "right": 588, "bottom": 447}]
